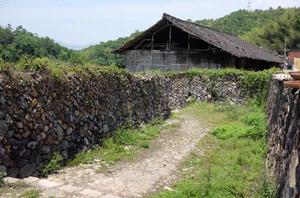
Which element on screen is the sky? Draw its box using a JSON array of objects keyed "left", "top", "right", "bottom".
[{"left": 0, "top": 0, "right": 300, "bottom": 48}]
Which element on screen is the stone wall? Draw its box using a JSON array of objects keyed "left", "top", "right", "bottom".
[
  {"left": 266, "top": 76, "right": 300, "bottom": 197},
  {"left": 0, "top": 71, "right": 249, "bottom": 178}
]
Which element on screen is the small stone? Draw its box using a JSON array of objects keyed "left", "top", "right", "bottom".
[
  {"left": 0, "top": 120, "right": 8, "bottom": 135},
  {"left": 0, "top": 165, "right": 7, "bottom": 174},
  {"left": 44, "top": 126, "right": 49, "bottom": 132},
  {"left": 7, "top": 168, "right": 18, "bottom": 177},
  {"left": 55, "top": 125, "right": 64, "bottom": 141},
  {"left": 0, "top": 145, "right": 5, "bottom": 157},
  {"left": 40, "top": 132, "right": 47, "bottom": 140},
  {"left": 84, "top": 138, "right": 89, "bottom": 145},
  {"left": 36, "top": 135, "right": 42, "bottom": 141},
  {"left": 16, "top": 122, "right": 23, "bottom": 129},
  {"left": 41, "top": 146, "right": 51, "bottom": 155},
  {"left": 75, "top": 111, "right": 80, "bottom": 117},
  {"left": 103, "top": 124, "right": 109, "bottom": 133},
  {"left": 5, "top": 114, "right": 12, "bottom": 124},
  {"left": 0, "top": 111, "right": 5, "bottom": 119},
  {"left": 66, "top": 128, "right": 73, "bottom": 135},
  {"left": 62, "top": 150, "right": 68, "bottom": 159},
  {"left": 27, "top": 141, "right": 39, "bottom": 149},
  {"left": 19, "top": 164, "right": 36, "bottom": 178}
]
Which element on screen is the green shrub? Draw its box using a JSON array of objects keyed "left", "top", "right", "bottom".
[{"left": 41, "top": 152, "right": 63, "bottom": 177}]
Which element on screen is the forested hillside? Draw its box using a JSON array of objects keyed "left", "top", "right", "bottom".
[
  {"left": 242, "top": 8, "right": 300, "bottom": 53},
  {"left": 195, "top": 8, "right": 286, "bottom": 36},
  {"left": 80, "top": 31, "right": 140, "bottom": 65},
  {"left": 0, "top": 25, "right": 84, "bottom": 64},
  {"left": 197, "top": 7, "right": 300, "bottom": 54}
]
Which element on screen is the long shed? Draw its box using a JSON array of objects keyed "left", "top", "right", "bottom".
[{"left": 114, "top": 13, "right": 283, "bottom": 72}]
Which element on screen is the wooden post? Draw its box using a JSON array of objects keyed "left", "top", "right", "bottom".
[
  {"left": 151, "top": 34, "right": 154, "bottom": 69},
  {"left": 168, "top": 26, "right": 172, "bottom": 70},
  {"left": 187, "top": 34, "right": 191, "bottom": 68}
]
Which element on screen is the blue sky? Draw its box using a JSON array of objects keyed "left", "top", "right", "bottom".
[{"left": 0, "top": 0, "right": 299, "bottom": 47}]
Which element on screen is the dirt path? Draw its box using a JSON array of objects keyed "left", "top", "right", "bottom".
[{"left": 6, "top": 111, "right": 209, "bottom": 198}]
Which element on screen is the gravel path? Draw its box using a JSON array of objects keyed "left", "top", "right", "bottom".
[{"left": 6, "top": 111, "right": 208, "bottom": 198}]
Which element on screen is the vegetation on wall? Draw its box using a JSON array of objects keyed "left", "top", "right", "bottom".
[{"left": 145, "top": 67, "right": 277, "bottom": 104}]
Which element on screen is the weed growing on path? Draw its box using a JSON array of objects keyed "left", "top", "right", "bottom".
[
  {"left": 68, "top": 119, "right": 172, "bottom": 166},
  {"left": 151, "top": 102, "right": 277, "bottom": 198},
  {"left": 18, "top": 189, "right": 40, "bottom": 198}
]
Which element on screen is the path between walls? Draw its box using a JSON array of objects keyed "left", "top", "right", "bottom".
[{"left": 6, "top": 110, "right": 209, "bottom": 198}]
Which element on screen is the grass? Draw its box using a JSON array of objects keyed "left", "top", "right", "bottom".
[
  {"left": 151, "top": 102, "right": 277, "bottom": 198},
  {"left": 0, "top": 181, "right": 39, "bottom": 198},
  {"left": 41, "top": 152, "right": 64, "bottom": 177},
  {"left": 18, "top": 190, "right": 40, "bottom": 198},
  {"left": 68, "top": 119, "right": 177, "bottom": 166}
]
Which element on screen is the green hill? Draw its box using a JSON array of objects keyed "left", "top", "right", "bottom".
[
  {"left": 195, "top": 8, "right": 286, "bottom": 36},
  {"left": 80, "top": 31, "right": 140, "bottom": 65},
  {"left": 242, "top": 8, "right": 300, "bottom": 53},
  {"left": 0, "top": 25, "right": 83, "bottom": 64}
]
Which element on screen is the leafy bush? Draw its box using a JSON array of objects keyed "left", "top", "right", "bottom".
[{"left": 41, "top": 152, "right": 63, "bottom": 177}]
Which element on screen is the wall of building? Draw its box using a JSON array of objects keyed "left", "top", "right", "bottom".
[
  {"left": 266, "top": 77, "right": 300, "bottom": 197},
  {"left": 0, "top": 71, "right": 259, "bottom": 178},
  {"left": 123, "top": 50, "right": 278, "bottom": 72},
  {"left": 124, "top": 50, "right": 234, "bottom": 72}
]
